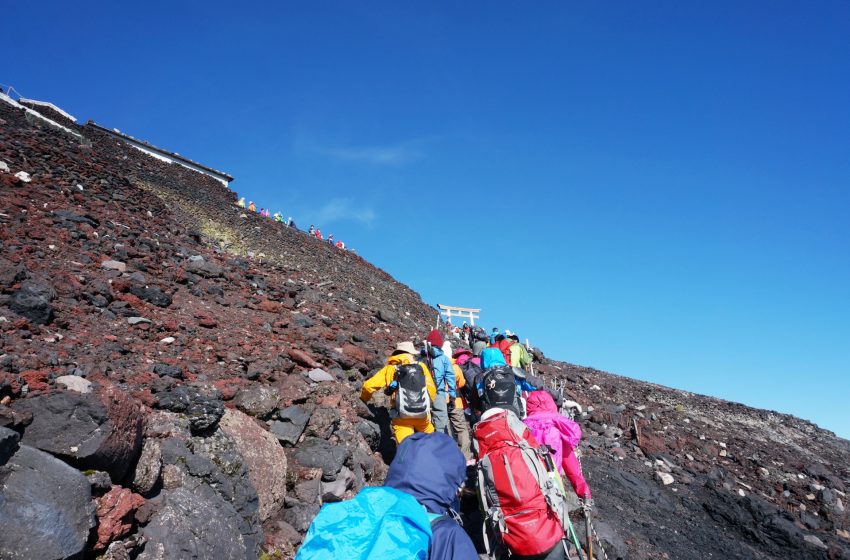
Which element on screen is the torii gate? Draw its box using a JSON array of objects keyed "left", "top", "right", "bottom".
[{"left": 437, "top": 304, "right": 480, "bottom": 326}]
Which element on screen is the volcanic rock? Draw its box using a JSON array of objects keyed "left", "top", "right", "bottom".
[
  {"left": 219, "top": 408, "right": 287, "bottom": 521},
  {"left": 94, "top": 486, "right": 146, "bottom": 551},
  {"left": 293, "top": 437, "right": 349, "bottom": 481},
  {"left": 13, "top": 387, "right": 144, "bottom": 480},
  {"left": 0, "top": 444, "right": 96, "bottom": 560}
]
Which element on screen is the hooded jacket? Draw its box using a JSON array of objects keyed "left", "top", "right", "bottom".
[
  {"left": 429, "top": 345, "right": 456, "bottom": 399},
  {"left": 384, "top": 432, "right": 477, "bottom": 560},
  {"left": 523, "top": 391, "right": 591, "bottom": 499}
]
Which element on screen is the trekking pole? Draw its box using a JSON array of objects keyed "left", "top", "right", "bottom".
[{"left": 584, "top": 502, "right": 593, "bottom": 560}]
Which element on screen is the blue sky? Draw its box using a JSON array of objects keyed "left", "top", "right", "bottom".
[{"left": 5, "top": 1, "right": 849, "bottom": 438}]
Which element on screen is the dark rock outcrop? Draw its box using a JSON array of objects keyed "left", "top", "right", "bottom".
[{"left": 0, "top": 444, "right": 96, "bottom": 560}]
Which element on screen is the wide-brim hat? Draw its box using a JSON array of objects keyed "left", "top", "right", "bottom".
[{"left": 392, "top": 341, "right": 417, "bottom": 355}]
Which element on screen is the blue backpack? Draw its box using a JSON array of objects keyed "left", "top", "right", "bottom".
[{"left": 296, "top": 487, "right": 433, "bottom": 559}]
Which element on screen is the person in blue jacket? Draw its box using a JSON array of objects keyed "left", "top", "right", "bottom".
[
  {"left": 425, "top": 329, "right": 456, "bottom": 435},
  {"left": 384, "top": 432, "right": 478, "bottom": 560}
]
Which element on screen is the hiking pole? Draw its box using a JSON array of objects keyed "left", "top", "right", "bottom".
[{"left": 583, "top": 502, "right": 593, "bottom": 560}]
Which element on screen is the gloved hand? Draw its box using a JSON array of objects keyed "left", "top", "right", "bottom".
[
  {"left": 383, "top": 381, "right": 398, "bottom": 396},
  {"left": 579, "top": 497, "right": 594, "bottom": 510}
]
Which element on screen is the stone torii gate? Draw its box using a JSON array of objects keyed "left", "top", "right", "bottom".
[{"left": 437, "top": 304, "right": 480, "bottom": 326}]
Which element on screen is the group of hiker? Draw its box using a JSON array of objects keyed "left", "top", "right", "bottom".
[
  {"left": 235, "top": 197, "right": 348, "bottom": 250},
  {"left": 299, "top": 325, "right": 593, "bottom": 560}
]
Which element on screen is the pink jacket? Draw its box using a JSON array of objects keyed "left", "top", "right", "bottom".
[{"left": 523, "top": 391, "right": 591, "bottom": 499}]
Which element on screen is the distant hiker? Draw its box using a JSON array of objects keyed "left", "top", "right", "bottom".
[
  {"left": 508, "top": 334, "right": 533, "bottom": 370},
  {"left": 236, "top": 197, "right": 245, "bottom": 208},
  {"left": 424, "top": 329, "right": 456, "bottom": 436},
  {"left": 315, "top": 228, "right": 323, "bottom": 240},
  {"left": 248, "top": 201, "right": 256, "bottom": 212},
  {"left": 490, "top": 327, "right": 500, "bottom": 344},
  {"left": 524, "top": 391, "right": 592, "bottom": 501},
  {"left": 446, "top": 344, "right": 473, "bottom": 462},
  {"left": 335, "top": 240, "right": 344, "bottom": 249},
  {"left": 327, "top": 234, "right": 334, "bottom": 245},
  {"left": 384, "top": 433, "right": 478, "bottom": 559},
  {"left": 361, "top": 341, "right": 437, "bottom": 444},
  {"left": 470, "top": 325, "right": 489, "bottom": 357},
  {"left": 287, "top": 216, "right": 295, "bottom": 227},
  {"left": 273, "top": 212, "right": 283, "bottom": 222},
  {"left": 309, "top": 224, "right": 315, "bottom": 235},
  {"left": 474, "top": 406, "right": 573, "bottom": 560}
]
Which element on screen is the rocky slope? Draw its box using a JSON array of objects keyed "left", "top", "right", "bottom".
[{"left": 1, "top": 94, "right": 848, "bottom": 560}]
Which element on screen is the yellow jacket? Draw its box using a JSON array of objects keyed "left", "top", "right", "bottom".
[
  {"left": 360, "top": 353, "right": 437, "bottom": 406},
  {"left": 451, "top": 360, "right": 466, "bottom": 409}
]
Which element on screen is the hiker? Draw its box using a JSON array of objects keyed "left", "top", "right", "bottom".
[
  {"left": 297, "top": 432, "right": 477, "bottom": 560},
  {"left": 508, "top": 334, "right": 533, "bottom": 370},
  {"left": 470, "top": 325, "right": 489, "bottom": 357},
  {"left": 360, "top": 341, "right": 436, "bottom": 444},
  {"left": 273, "top": 212, "right": 283, "bottom": 222},
  {"left": 315, "top": 228, "right": 323, "bottom": 240},
  {"left": 492, "top": 334, "right": 513, "bottom": 365},
  {"left": 335, "top": 240, "right": 344, "bottom": 249},
  {"left": 424, "top": 329, "right": 456, "bottom": 436},
  {"left": 248, "top": 201, "right": 256, "bottom": 213},
  {"left": 287, "top": 216, "right": 295, "bottom": 228},
  {"left": 327, "top": 234, "right": 334, "bottom": 245},
  {"left": 236, "top": 197, "right": 245, "bottom": 208},
  {"left": 490, "top": 327, "right": 500, "bottom": 344},
  {"left": 445, "top": 343, "right": 473, "bottom": 463},
  {"left": 524, "top": 391, "right": 592, "bottom": 501},
  {"left": 384, "top": 433, "right": 478, "bottom": 559},
  {"left": 474, "top": 405, "right": 573, "bottom": 560},
  {"left": 308, "top": 224, "right": 315, "bottom": 235}
]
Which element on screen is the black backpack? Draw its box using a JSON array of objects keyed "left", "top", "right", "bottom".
[
  {"left": 479, "top": 366, "right": 521, "bottom": 417},
  {"left": 471, "top": 325, "right": 488, "bottom": 342},
  {"left": 393, "top": 363, "right": 430, "bottom": 419},
  {"left": 459, "top": 361, "right": 484, "bottom": 408}
]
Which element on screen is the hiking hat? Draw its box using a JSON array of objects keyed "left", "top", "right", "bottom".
[
  {"left": 392, "top": 341, "right": 417, "bottom": 356},
  {"left": 426, "top": 329, "right": 443, "bottom": 348},
  {"left": 453, "top": 348, "right": 473, "bottom": 359}
]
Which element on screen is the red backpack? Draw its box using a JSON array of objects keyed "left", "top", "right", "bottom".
[{"left": 474, "top": 409, "right": 569, "bottom": 557}]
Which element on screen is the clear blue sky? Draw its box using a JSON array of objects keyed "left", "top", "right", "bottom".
[{"left": 5, "top": 1, "right": 849, "bottom": 438}]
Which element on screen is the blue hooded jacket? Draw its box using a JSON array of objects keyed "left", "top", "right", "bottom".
[
  {"left": 384, "top": 433, "right": 477, "bottom": 560},
  {"left": 429, "top": 346, "right": 457, "bottom": 398}
]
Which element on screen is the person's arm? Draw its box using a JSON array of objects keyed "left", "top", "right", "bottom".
[
  {"left": 443, "top": 357, "right": 456, "bottom": 398},
  {"left": 562, "top": 449, "right": 591, "bottom": 499},
  {"left": 359, "top": 365, "right": 391, "bottom": 403}
]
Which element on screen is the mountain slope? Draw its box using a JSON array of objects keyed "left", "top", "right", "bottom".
[{"left": 1, "top": 93, "right": 848, "bottom": 559}]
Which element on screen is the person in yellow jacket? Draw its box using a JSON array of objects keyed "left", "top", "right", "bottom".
[{"left": 360, "top": 341, "right": 437, "bottom": 444}]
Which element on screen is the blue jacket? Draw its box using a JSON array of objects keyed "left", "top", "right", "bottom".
[
  {"left": 429, "top": 346, "right": 456, "bottom": 398},
  {"left": 384, "top": 433, "right": 478, "bottom": 560}
]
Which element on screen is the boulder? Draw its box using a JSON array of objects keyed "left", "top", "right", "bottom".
[
  {"left": 9, "top": 281, "right": 54, "bottom": 325},
  {"left": 288, "top": 348, "right": 321, "bottom": 369},
  {"left": 304, "top": 406, "right": 340, "bottom": 439},
  {"left": 93, "top": 486, "right": 145, "bottom": 551},
  {"left": 156, "top": 386, "right": 224, "bottom": 434},
  {"left": 293, "top": 437, "right": 349, "bottom": 481},
  {"left": 55, "top": 375, "right": 93, "bottom": 394},
  {"left": 0, "top": 444, "right": 96, "bottom": 560},
  {"left": 128, "top": 285, "right": 172, "bottom": 308},
  {"left": 13, "top": 386, "right": 144, "bottom": 480},
  {"left": 132, "top": 438, "right": 162, "bottom": 495},
  {"left": 270, "top": 405, "right": 312, "bottom": 446},
  {"left": 307, "top": 368, "right": 334, "bottom": 382},
  {"left": 186, "top": 259, "right": 223, "bottom": 278},
  {"left": 321, "top": 465, "right": 355, "bottom": 502},
  {"left": 138, "top": 482, "right": 250, "bottom": 560},
  {"left": 0, "top": 426, "right": 20, "bottom": 465},
  {"left": 219, "top": 408, "right": 287, "bottom": 521},
  {"left": 152, "top": 363, "right": 184, "bottom": 380},
  {"left": 233, "top": 385, "right": 280, "bottom": 419}
]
